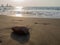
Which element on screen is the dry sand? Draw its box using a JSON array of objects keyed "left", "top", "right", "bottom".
[{"left": 0, "top": 15, "right": 60, "bottom": 45}]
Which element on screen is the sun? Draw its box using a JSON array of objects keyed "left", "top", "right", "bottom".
[{"left": 13, "top": 0, "right": 24, "bottom": 2}]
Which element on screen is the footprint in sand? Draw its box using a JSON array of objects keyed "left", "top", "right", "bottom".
[
  {"left": 12, "top": 20, "right": 24, "bottom": 22},
  {"left": 17, "top": 20, "right": 24, "bottom": 21},
  {"left": 0, "top": 37, "right": 3, "bottom": 43},
  {"left": 42, "top": 23, "right": 51, "bottom": 25},
  {"left": 34, "top": 22, "right": 51, "bottom": 25},
  {"left": 34, "top": 22, "right": 39, "bottom": 24}
]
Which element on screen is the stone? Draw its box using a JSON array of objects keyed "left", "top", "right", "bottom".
[{"left": 11, "top": 26, "right": 30, "bottom": 35}]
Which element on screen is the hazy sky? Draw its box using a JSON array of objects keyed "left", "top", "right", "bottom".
[{"left": 0, "top": 0, "right": 60, "bottom": 7}]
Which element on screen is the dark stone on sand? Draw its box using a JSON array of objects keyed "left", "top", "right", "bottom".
[{"left": 11, "top": 26, "right": 30, "bottom": 35}]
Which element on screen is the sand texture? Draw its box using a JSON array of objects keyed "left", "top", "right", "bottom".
[{"left": 0, "top": 15, "right": 60, "bottom": 45}]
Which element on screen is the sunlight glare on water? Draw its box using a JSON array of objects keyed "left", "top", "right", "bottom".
[
  {"left": 15, "top": 6, "right": 23, "bottom": 17},
  {"left": 15, "top": 14, "right": 23, "bottom": 17},
  {"left": 15, "top": 6, "right": 23, "bottom": 11}
]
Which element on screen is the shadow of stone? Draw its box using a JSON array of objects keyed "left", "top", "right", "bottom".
[{"left": 11, "top": 32, "right": 30, "bottom": 44}]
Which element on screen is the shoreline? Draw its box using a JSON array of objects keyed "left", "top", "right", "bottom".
[{"left": 0, "top": 15, "right": 60, "bottom": 19}]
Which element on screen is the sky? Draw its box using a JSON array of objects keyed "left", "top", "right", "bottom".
[{"left": 0, "top": 0, "right": 60, "bottom": 7}]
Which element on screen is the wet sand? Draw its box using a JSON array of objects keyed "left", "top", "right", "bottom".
[{"left": 0, "top": 15, "right": 60, "bottom": 45}]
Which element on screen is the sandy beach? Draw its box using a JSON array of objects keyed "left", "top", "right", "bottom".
[{"left": 0, "top": 15, "right": 60, "bottom": 45}]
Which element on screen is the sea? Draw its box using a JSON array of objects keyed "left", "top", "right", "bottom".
[
  {"left": 0, "top": 7, "right": 60, "bottom": 18},
  {"left": 22, "top": 7, "right": 60, "bottom": 18}
]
